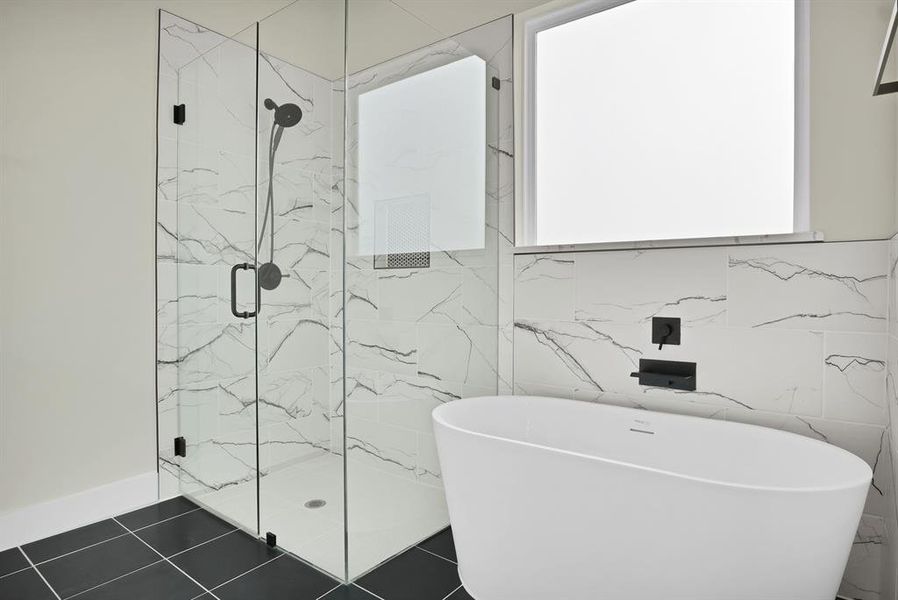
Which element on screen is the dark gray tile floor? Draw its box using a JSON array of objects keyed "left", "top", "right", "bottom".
[
  {"left": 0, "top": 497, "right": 472, "bottom": 600},
  {"left": 0, "top": 500, "right": 856, "bottom": 599}
]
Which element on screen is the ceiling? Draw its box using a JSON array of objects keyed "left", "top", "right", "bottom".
[
  {"left": 163, "top": 0, "right": 554, "bottom": 80},
  {"left": 346, "top": 0, "right": 550, "bottom": 74}
]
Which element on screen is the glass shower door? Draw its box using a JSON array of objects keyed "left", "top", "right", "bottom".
[
  {"left": 159, "top": 5, "right": 348, "bottom": 579},
  {"left": 173, "top": 27, "right": 261, "bottom": 534},
  {"left": 254, "top": 2, "right": 346, "bottom": 579},
  {"left": 344, "top": 14, "right": 506, "bottom": 578}
]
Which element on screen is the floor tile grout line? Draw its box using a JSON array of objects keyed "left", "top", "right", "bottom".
[
  {"left": 165, "top": 528, "right": 239, "bottom": 560},
  {"left": 279, "top": 547, "right": 346, "bottom": 587},
  {"left": 415, "top": 545, "right": 458, "bottom": 565},
  {"left": 128, "top": 506, "right": 205, "bottom": 534},
  {"left": 111, "top": 517, "right": 221, "bottom": 600},
  {"left": 206, "top": 553, "right": 285, "bottom": 594},
  {"left": 65, "top": 559, "right": 168, "bottom": 600},
  {"left": 20, "top": 546, "right": 61, "bottom": 600},
  {"left": 441, "top": 584, "right": 464, "bottom": 600},
  {"left": 18, "top": 507, "right": 204, "bottom": 569},
  {"left": 353, "top": 582, "right": 388, "bottom": 600},
  {"left": 0, "top": 563, "right": 34, "bottom": 582},
  {"left": 30, "top": 531, "right": 134, "bottom": 567},
  {"left": 314, "top": 583, "right": 342, "bottom": 600}
]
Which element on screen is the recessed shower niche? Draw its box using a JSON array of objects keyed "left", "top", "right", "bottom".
[{"left": 155, "top": 2, "right": 511, "bottom": 581}]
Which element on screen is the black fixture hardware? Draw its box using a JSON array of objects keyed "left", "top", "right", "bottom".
[
  {"left": 174, "top": 436, "right": 186, "bottom": 458},
  {"left": 630, "top": 359, "right": 696, "bottom": 391},
  {"left": 652, "top": 317, "right": 681, "bottom": 350},
  {"left": 491, "top": 76, "right": 501, "bottom": 90},
  {"left": 256, "top": 98, "right": 303, "bottom": 292},
  {"left": 259, "top": 262, "right": 283, "bottom": 290},
  {"left": 230, "top": 263, "right": 259, "bottom": 319},
  {"left": 173, "top": 104, "right": 186, "bottom": 125},
  {"left": 266, "top": 532, "right": 277, "bottom": 548}
]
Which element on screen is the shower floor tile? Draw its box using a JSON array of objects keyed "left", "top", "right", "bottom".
[{"left": 192, "top": 451, "right": 451, "bottom": 579}]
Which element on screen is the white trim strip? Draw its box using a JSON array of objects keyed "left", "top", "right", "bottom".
[
  {"left": 0, "top": 472, "right": 158, "bottom": 552},
  {"left": 514, "top": 231, "right": 823, "bottom": 255}
]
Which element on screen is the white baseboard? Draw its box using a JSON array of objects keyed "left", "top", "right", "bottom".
[{"left": 0, "top": 471, "right": 158, "bottom": 551}]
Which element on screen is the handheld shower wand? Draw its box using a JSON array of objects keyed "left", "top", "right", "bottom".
[{"left": 258, "top": 98, "right": 302, "bottom": 290}]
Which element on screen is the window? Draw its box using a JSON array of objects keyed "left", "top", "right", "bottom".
[
  {"left": 357, "top": 55, "right": 486, "bottom": 256},
  {"left": 521, "top": 0, "right": 807, "bottom": 247}
]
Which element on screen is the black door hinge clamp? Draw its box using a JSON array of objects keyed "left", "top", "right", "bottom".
[
  {"left": 173, "top": 104, "right": 186, "bottom": 125},
  {"left": 174, "top": 436, "right": 187, "bottom": 457}
]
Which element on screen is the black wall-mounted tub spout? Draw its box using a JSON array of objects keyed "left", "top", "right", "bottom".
[{"left": 630, "top": 359, "right": 696, "bottom": 391}]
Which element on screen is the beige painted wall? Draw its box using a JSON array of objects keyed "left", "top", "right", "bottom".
[
  {"left": 0, "top": 0, "right": 545, "bottom": 517},
  {"left": 0, "top": 0, "right": 290, "bottom": 515},
  {"left": 811, "top": 0, "right": 896, "bottom": 240}
]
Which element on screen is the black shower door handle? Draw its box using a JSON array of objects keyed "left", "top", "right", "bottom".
[{"left": 230, "top": 263, "right": 259, "bottom": 319}]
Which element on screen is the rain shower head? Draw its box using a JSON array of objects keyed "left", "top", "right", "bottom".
[{"left": 264, "top": 98, "right": 302, "bottom": 128}]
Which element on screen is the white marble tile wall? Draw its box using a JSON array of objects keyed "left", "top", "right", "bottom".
[
  {"left": 342, "top": 16, "right": 512, "bottom": 577},
  {"left": 256, "top": 50, "right": 335, "bottom": 485},
  {"left": 156, "top": 11, "right": 338, "bottom": 501},
  {"left": 881, "top": 234, "right": 898, "bottom": 600},
  {"left": 512, "top": 240, "right": 891, "bottom": 599},
  {"left": 342, "top": 17, "right": 511, "bottom": 488}
]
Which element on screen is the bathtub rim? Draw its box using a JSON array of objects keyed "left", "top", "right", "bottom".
[{"left": 432, "top": 395, "right": 873, "bottom": 494}]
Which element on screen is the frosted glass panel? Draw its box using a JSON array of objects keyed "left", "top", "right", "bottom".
[
  {"left": 535, "top": 0, "right": 795, "bottom": 246},
  {"left": 358, "top": 55, "right": 486, "bottom": 255}
]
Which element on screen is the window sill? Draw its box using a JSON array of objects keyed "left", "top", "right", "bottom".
[{"left": 512, "top": 231, "right": 824, "bottom": 255}]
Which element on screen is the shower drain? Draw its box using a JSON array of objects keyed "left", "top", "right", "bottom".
[{"left": 304, "top": 499, "right": 327, "bottom": 509}]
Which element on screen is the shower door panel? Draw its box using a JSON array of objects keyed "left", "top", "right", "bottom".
[
  {"left": 254, "top": 2, "right": 346, "bottom": 579},
  {"left": 344, "top": 18, "right": 505, "bottom": 578},
  {"left": 174, "top": 30, "right": 261, "bottom": 534}
]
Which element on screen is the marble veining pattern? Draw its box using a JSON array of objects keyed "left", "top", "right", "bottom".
[
  {"left": 340, "top": 17, "right": 511, "bottom": 577},
  {"left": 728, "top": 242, "right": 887, "bottom": 332},
  {"left": 883, "top": 233, "right": 898, "bottom": 599},
  {"left": 157, "top": 9, "right": 510, "bottom": 581},
  {"left": 513, "top": 239, "right": 892, "bottom": 599},
  {"left": 156, "top": 11, "right": 340, "bottom": 521}
]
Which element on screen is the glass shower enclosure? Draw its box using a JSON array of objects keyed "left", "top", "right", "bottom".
[{"left": 156, "top": 1, "right": 511, "bottom": 582}]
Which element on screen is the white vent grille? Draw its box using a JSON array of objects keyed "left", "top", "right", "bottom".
[{"left": 373, "top": 195, "right": 430, "bottom": 270}]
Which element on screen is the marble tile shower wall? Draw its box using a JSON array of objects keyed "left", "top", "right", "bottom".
[
  {"left": 512, "top": 240, "right": 892, "bottom": 599},
  {"left": 883, "top": 234, "right": 898, "bottom": 600},
  {"left": 156, "top": 12, "right": 339, "bottom": 498},
  {"left": 342, "top": 17, "right": 513, "bottom": 491}
]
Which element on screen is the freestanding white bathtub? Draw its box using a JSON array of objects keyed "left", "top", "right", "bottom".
[{"left": 433, "top": 396, "right": 872, "bottom": 600}]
